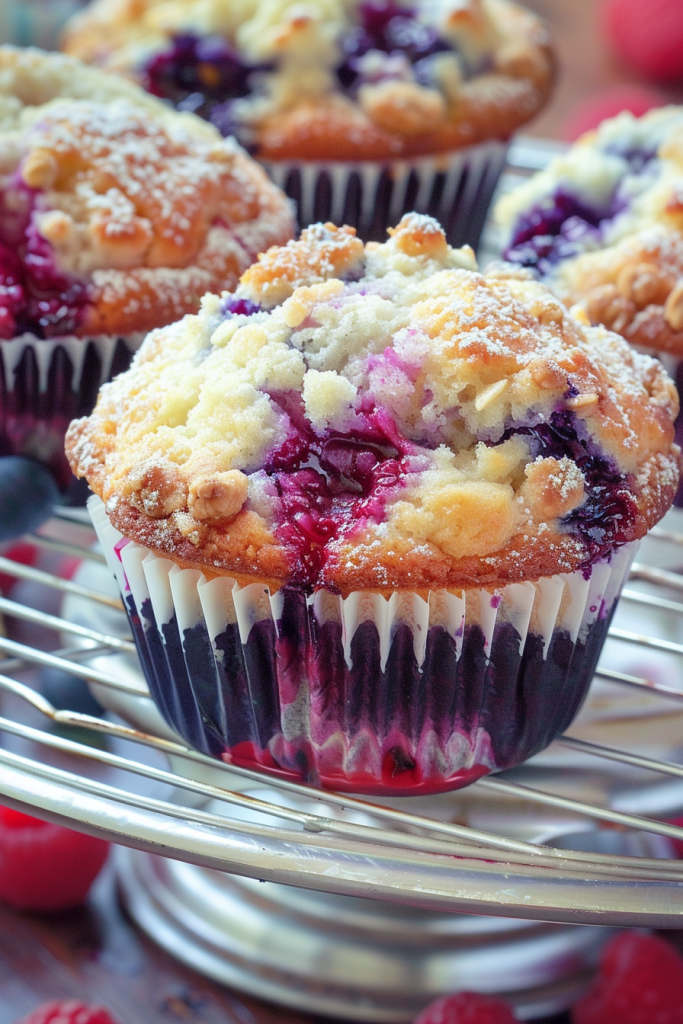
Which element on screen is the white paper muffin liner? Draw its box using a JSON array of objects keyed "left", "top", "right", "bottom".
[
  {"left": 90, "top": 495, "right": 636, "bottom": 796},
  {"left": 263, "top": 141, "right": 508, "bottom": 248},
  {"left": 0, "top": 332, "right": 142, "bottom": 489}
]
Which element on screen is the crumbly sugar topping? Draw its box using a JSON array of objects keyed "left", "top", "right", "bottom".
[
  {"left": 62, "top": 0, "right": 553, "bottom": 160},
  {"left": 67, "top": 214, "right": 679, "bottom": 591},
  {"left": 0, "top": 45, "right": 293, "bottom": 339}
]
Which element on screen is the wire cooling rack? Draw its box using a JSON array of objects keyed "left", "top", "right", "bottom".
[
  {"left": 1, "top": 503, "right": 683, "bottom": 929},
  {"left": 2, "top": 137, "right": 683, "bottom": 934}
]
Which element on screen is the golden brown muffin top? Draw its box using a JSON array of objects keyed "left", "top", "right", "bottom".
[
  {"left": 0, "top": 46, "right": 293, "bottom": 340},
  {"left": 67, "top": 215, "right": 679, "bottom": 593},
  {"left": 62, "top": 0, "right": 553, "bottom": 161}
]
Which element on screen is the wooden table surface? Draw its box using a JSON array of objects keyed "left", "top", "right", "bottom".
[
  {"left": 0, "top": 863, "right": 571, "bottom": 1024},
  {"left": 523, "top": 0, "right": 683, "bottom": 140},
  {"left": 3, "top": 1, "right": 683, "bottom": 1020}
]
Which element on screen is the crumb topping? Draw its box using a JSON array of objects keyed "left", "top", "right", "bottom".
[
  {"left": 0, "top": 45, "right": 293, "bottom": 339},
  {"left": 62, "top": 0, "right": 553, "bottom": 160},
  {"left": 67, "top": 214, "right": 679, "bottom": 592}
]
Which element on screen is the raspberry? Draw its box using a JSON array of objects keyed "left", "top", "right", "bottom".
[
  {"left": 14, "top": 1000, "right": 119, "bottom": 1024},
  {"left": 572, "top": 931, "right": 683, "bottom": 1024},
  {"left": 0, "top": 806, "right": 109, "bottom": 912},
  {"left": 414, "top": 992, "right": 518, "bottom": 1024},
  {"left": 602, "top": 0, "right": 683, "bottom": 84},
  {"left": 670, "top": 816, "right": 683, "bottom": 857},
  {"left": 564, "top": 86, "right": 666, "bottom": 141}
]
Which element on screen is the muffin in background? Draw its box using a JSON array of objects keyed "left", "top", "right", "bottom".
[
  {"left": 67, "top": 215, "right": 678, "bottom": 795},
  {"left": 0, "top": 45, "right": 293, "bottom": 488},
  {"left": 62, "top": 0, "right": 554, "bottom": 246},
  {"left": 495, "top": 106, "right": 683, "bottom": 356}
]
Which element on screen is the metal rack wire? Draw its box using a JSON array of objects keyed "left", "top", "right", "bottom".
[{"left": 1, "top": 505, "right": 683, "bottom": 929}]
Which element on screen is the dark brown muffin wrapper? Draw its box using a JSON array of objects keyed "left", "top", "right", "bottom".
[
  {"left": 0, "top": 332, "right": 141, "bottom": 489},
  {"left": 263, "top": 142, "right": 508, "bottom": 247}
]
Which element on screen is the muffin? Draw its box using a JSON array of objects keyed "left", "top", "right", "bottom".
[
  {"left": 0, "top": 45, "right": 293, "bottom": 489},
  {"left": 496, "top": 106, "right": 683, "bottom": 356},
  {"left": 62, "top": 0, "right": 554, "bottom": 247},
  {"left": 68, "top": 214, "right": 679, "bottom": 795}
]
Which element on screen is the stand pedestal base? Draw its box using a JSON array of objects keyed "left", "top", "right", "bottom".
[{"left": 117, "top": 845, "right": 604, "bottom": 1021}]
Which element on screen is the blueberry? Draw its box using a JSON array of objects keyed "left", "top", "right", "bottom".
[
  {"left": 39, "top": 667, "right": 105, "bottom": 717},
  {"left": 0, "top": 456, "right": 59, "bottom": 542},
  {"left": 221, "top": 296, "right": 261, "bottom": 316}
]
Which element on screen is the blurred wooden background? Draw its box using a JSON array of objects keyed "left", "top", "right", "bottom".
[{"left": 525, "top": 0, "right": 683, "bottom": 139}]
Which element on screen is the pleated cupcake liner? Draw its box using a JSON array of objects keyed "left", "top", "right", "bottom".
[
  {"left": 0, "top": 332, "right": 141, "bottom": 490},
  {"left": 90, "top": 495, "right": 636, "bottom": 796},
  {"left": 263, "top": 140, "right": 508, "bottom": 249}
]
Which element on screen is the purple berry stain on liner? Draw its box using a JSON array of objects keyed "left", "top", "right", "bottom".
[{"left": 127, "top": 568, "right": 619, "bottom": 792}]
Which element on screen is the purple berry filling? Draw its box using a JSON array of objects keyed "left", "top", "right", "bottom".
[
  {"left": 221, "top": 296, "right": 262, "bottom": 317},
  {"left": 0, "top": 183, "right": 89, "bottom": 340},
  {"left": 142, "top": 6, "right": 457, "bottom": 135},
  {"left": 505, "top": 149, "right": 661, "bottom": 275},
  {"left": 262, "top": 387, "right": 636, "bottom": 588},
  {"left": 264, "top": 390, "right": 423, "bottom": 588},
  {"left": 145, "top": 33, "right": 267, "bottom": 122},
  {"left": 504, "top": 189, "right": 606, "bottom": 274},
  {"left": 603, "top": 143, "right": 658, "bottom": 174},
  {"left": 503, "top": 409, "right": 637, "bottom": 563},
  {"left": 337, "top": 1, "right": 453, "bottom": 92}
]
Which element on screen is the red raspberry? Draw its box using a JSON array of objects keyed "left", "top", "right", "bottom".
[
  {"left": 572, "top": 931, "right": 683, "bottom": 1024},
  {"left": 669, "top": 816, "right": 683, "bottom": 857},
  {"left": 414, "top": 992, "right": 517, "bottom": 1024},
  {"left": 0, "top": 541, "right": 38, "bottom": 595},
  {"left": 14, "top": 1000, "right": 119, "bottom": 1024},
  {"left": 564, "top": 86, "right": 665, "bottom": 141},
  {"left": 0, "top": 806, "right": 109, "bottom": 912},
  {"left": 602, "top": 0, "right": 683, "bottom": 84}
]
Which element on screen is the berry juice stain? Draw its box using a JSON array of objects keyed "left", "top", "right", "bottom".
[
  {"left": 0, "top": 184, "right": 89, "bottom": 339},
  {"left": 264, "top": 390, "right": 418, "bottom": 589},
  {"left": 504, "top": 409, "right": 637, "bottom": 563}
]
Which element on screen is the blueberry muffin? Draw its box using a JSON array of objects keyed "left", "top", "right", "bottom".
[
  {"left": 62, "top": 0, "right": 554, "bottom": 244},
  {"left": 69, "top": 214, "right": 678, "bottom": 794},
  {"left": 0, "top": 45, "right": 293, "bottom": 487},
  {"left": 496, "top": 106, "right": 683, "bottom": 356}
]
